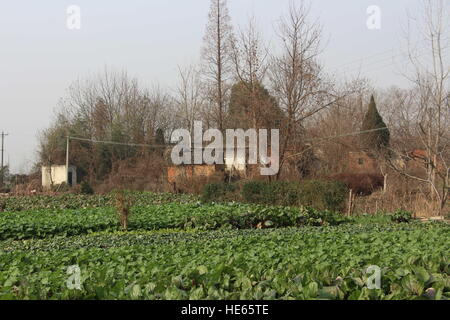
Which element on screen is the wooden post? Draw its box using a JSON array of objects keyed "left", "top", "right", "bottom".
[
  {"left": 347, "top": 189, "right": 353, "bottom": 217},
  {"left": 172, "top": 182, "right": 177, "bottom": 194}
]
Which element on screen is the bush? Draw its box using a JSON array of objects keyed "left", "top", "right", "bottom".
[
  {"left": 174, "top": 172, "right": 224, "bottom": 195},
  {"left": 241, "top": 181, "right": 273, "bottom": 204},
  {"left": 238, "top": 180, "right": 347, "bottom": 211},
  {"left": 0, "top": 187, "right": 11, "bottom": 193},
  {"left": 390, "top": 209, "right": 413, "bottom": 223},
  {"left": 80, "top": 181, "right": 94, "bottom": 195},
  {"left": 327, "top": 173, "right": 384, "bottom": 196},
  {"left": 202, "top": 182, "right": 238, "bottom": 203},
  {"left": 296, "top": 180, "right": 348, "bottom": 212}
]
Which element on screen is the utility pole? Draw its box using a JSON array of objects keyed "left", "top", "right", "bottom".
[{"left": 0, "top": 131, "right": 9, "bottom": 188}]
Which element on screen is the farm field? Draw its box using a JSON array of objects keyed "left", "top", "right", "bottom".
[{"left": 0, "top": 193, "right": 449, "bottom": 300}]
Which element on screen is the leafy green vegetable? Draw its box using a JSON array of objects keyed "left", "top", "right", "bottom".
[
  {"left": 0, "top": 222, "right": 448, "bottom": 300},
  {"left": 0, "top": 191, "right": 448, "bottom": 300},
  {"left": 1, "top": 191, "right": 198, "bottom": 212},
  {"left": 390, "top": 210, "right": 413, "bottom": 223},
  {"left": 0, "top": 203, "right": 346, "bottom": 240}
]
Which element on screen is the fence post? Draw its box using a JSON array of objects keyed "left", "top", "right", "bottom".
[{"left": 347, "top": 189, "right": 353, "bottom": 217}]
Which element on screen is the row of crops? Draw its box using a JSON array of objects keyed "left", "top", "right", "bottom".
[
  {"left": 0, "top": 191, "right": 198, "bottom": 212},
  {"left": 0, "top": 191, "right": 448, "bottom": 300},
  {"left": 0, "top": 203, "right": 346, "bottom": 240},
  {"left": 0, "top": 223, "right": 448, "bottom": 299}
]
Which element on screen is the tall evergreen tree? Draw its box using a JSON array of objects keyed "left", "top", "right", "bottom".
[
  {"left": 227, "top": 80, "right": 283, "bottom": 129},
  {"left": 361, "top": 95, "right": 390, "bottom": 151}
]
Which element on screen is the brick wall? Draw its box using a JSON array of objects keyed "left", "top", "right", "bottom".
[{"left": 167, "top": 165, "right": 218, "bottom": 184}]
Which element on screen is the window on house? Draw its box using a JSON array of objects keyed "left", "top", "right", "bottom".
[{"left": 358, "top": 158, "right": 364, "bottom": 165}]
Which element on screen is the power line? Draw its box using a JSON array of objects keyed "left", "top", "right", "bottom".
[
  {"left": 331, "top": 39, "right": 425, "bottom": 71},
  {"left": 70, "top": 127, "right": 389, "bottom": 153},
  {"left": 65, "top": 136, "right": 168, "bottom": 183},
  {"left": 68, "top": 135, "right": 249, "bottom": 151},
  {"left": 334, "top": 48, "right": 397, "bottom": 70},
  {"left": 284, "top": 127, "right": 389, "bottom": 160},
  {"left": 67, "top": 136, "right": 167, "bottom": 148},
  {"left": 331, "top": 42, "right": 433, "bottom": 78},
  {"left": 308, "top": 127, "right": 389, "bottom": 143}
]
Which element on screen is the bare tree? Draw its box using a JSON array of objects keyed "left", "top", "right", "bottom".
[
  {"left": 201, "top": 0, "right": 234, "bottom": 131},
  {"left": 230, "top": 17, "right": 270, "bottom": 128},
  {"left": 141, "top": 85, "right": 176, "bottom": 144},
  {"left": 269, "top": 1, "right": 344, "bottom": 178},
  {"left": 39, "top": 68, "right": 175, "bottom": 181},
  {"left": 174, "top": 65, "right": 205, "bottom": 134},
  {"left": 388, "top": 0, "right": 450, "bottom": 215},
  {"left": 308, "top": 79, "right": 372, "bottom": 173}
]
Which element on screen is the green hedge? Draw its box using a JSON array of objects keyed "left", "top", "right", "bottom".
[
  {"left": 201, "top": 182, "right": 238, "bottom": 203},
  {"left": 203, "top": 180, "right": 348, "bottom": 212}
]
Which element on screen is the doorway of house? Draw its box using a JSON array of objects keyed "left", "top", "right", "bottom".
[{"left": 68, "top": 171, "right": 73, "bottom": 186}]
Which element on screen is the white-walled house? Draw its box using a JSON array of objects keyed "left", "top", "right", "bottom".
[{"left": 41, "top": 165, "right": 77, "bottom": 189}]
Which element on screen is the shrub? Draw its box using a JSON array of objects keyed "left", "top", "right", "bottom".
[
  {"left": 80, "top": 181, "right": 94, "bottom": 195},
  {"left": 297, "top": 180, "right": 348, "bottom": 212},
  {"left": 175, "top": 174, "right": 223, "bottom": 195},
  {"left": 327, "top": 173, "right": 384, "bottom": 196},
  {"left": 202, "top": 182, "right": 238, "bottom": 203},
  {"left": 241, "top": 180, "right": 348, "bottom": 211},
  {"left": 241, "top": 181, "right": 273, "bottom": 204},
  {"left": 390, "top": 209, "right": 413, "bottom": 223}
]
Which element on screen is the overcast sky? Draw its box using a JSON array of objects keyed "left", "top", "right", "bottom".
[{"left": 0, "top": 0, "right": 423, "bottom": 173}]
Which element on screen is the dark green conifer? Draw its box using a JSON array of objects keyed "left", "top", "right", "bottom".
[{"left": 361, "top": 95, "right": 390, "bottom": 151}]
